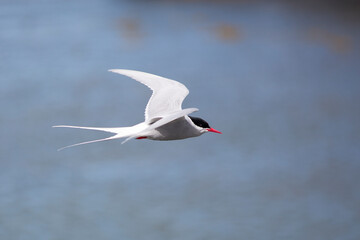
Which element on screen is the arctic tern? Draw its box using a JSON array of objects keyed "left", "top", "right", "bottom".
[{"left": 54, "top": 69, "right": 221, "bottom": 150}]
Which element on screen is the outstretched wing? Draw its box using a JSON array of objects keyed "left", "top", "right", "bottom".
[{"left": 109, "top": 69, "right": 189, "bottom": 122}]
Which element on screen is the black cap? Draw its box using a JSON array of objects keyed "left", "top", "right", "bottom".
[{"left": 189, "top": 116, "right": 210, "bottom": 129}]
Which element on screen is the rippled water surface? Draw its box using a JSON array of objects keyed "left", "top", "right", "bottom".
[{"left": 1, "top": 0, "right": 360, "bottom": 239}]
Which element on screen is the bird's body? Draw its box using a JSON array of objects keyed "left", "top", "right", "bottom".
[
  {"left": 145, "top": 116, "right": 202, "bottom": 140},
  {"left": 54, "top": 69, "right": 221, "bottom": 150}
]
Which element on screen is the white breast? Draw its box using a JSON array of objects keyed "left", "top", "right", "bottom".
[{"left": 148, "top": 116, "right": 203, "bottom": 140}]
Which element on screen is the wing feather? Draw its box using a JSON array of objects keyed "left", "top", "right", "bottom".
[{"left": 109, "top": 69, "right": 189, "bottom": 121}]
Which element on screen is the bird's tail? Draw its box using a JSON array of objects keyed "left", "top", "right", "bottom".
[{"left": 53, "top": 124, "right": 144, "bottom": 151}]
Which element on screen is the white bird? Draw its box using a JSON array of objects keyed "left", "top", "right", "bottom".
[{"left": 53, "top": 69, "right": 221, "bottom": 150}]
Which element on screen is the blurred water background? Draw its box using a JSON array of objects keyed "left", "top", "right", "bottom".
[{"left": 1, "top": 0, "right": 360, "bottom": 239}]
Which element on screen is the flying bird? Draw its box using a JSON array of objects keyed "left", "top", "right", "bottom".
[{"left": 53, "top": 69, "right": 221, "bottom": 150}]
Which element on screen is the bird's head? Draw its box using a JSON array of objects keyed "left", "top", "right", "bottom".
[{"left": 189, "top": 116, "right": 222, "bottom": 134}]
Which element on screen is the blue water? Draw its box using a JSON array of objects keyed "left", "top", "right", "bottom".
[{"left": 1, "top": 0, "right": 360, "bottom": 239}]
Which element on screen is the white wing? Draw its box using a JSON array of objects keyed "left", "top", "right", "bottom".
[{"left": 109, "top": 69, "right": 189, "bottom": 121}]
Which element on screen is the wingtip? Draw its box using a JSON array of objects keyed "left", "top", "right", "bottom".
[
  {"left": 108, "top": 69, "right": 141, "bottom": 75},
  {"left": 188, "top": 108, "right": 199, "bottom": 113},
  {"left": 52, "top": 125, "right": 71, "bottom": 128},
  {"left": 108, "top": 69, "right": 125, "bottom": 73}
]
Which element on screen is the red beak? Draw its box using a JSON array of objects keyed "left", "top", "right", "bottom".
[{"left": 207, "top": 128, "right": 222, "bottom": 134}]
